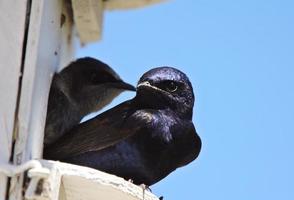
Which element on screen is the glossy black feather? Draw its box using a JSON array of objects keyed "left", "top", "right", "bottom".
[{"left": 44, "top": 67, "right": 201, "bottom": 185}]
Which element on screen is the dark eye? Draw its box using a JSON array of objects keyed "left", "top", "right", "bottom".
[
  {"left": 163, "top": 81, "right": 178, "bottom": 92},
  {"left": 90, "top": 72, "right": 112, "bottom": 84}
]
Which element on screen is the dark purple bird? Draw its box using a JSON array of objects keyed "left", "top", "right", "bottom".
[{"left": 44, "top": 67, "right": 201, "bottom": 185}]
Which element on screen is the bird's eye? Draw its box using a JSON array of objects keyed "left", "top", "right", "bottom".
[{"left": 164, "top": 81, "right": 178, "bottom": 93}]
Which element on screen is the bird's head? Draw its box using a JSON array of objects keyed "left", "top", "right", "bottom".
[
  {"left": 59, "top": 57, "right": 136, "bottom": 113},
  {"left": 136, "top": 67, "right": 195, "bottom": 119}
]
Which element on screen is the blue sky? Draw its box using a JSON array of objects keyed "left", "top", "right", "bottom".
[{"left": 77, "top": 0, "right": 294, "bottom": 199}]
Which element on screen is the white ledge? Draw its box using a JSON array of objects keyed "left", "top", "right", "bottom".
[{"left": 25, "top": 160, "right": 159, "bottom": 200}]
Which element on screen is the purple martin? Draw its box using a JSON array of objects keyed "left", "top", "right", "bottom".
[
  {"left": 44, "top": 67, "right": 201, "bottom": 185},
  {"left": 44, "top": 57, "right": 136, "bottom": 147}
]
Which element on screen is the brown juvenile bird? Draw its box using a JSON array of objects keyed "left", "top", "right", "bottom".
[{"left": 44, "top": 57, "right": 135, "bottom": 147}]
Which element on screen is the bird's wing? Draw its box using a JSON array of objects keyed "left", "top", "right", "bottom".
[
  {"left": 175, "top": 123, "right": 202, "bottom": 168},
  {"left": 44, "top": 73, "right": 74, "bottom": 146},
  {"left": 43, "top": 100, "right": 154, "bottom": 160}
]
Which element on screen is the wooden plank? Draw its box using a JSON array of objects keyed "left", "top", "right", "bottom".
[
  {"left": 70, "top": 0, "right": 167, "bottom": 43},
  {"left": 71, "top": 0, "right": 103, "bottom": 43},
  {"left": 9, "top": 0, "right": 75, "bottom": 199},
  {"left": 19, "top": 0, "right": 75, "bottom": 161},
  {"left": 0, "top": 0, "right": 28, "bottom": 199},
  {"left": 40, "top": 160, "right": 159, "bottom": 200},
  {"left": 104, "top": 0, "right": 166, "bottom": 10}
]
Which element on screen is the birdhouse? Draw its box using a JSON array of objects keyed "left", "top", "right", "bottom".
[{"left": 0, "top": 0, "right": 165, "bottom": 199}]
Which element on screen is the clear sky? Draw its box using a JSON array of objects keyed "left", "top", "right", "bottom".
[{"left": 77, "top": 0, "right": 294, "bottom": 199}]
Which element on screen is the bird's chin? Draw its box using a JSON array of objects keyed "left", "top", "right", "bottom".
[{"left": 136, "top": 84, "right": 173, "bottom": 108}]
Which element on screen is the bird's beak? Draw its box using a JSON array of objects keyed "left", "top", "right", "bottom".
[
  {"left": 112, "top": 81, "right": 136, "bottom": 91},
  {"left": 137, "top": 81, "right": 169, "bottom": 95},
  {"left": 137, "top": 81, "right": 151, "bottom": 88},
  {"left": 137, "top": 81, "right": 160, "bottom": 91}
]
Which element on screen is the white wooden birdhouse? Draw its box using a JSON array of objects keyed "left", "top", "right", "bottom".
[{"left": 0, "top": 0, "right": 165, "bottom": 199}]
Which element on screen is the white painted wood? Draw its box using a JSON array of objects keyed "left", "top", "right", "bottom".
[
  {"left": 104, "top": 0, "right": 166, "bottom": 10},
  {"left": 0, "top": 0, "right": 28, "bottom": 199},
  {"left": 9, "top": 0, "right": 75, "bottom": 199},
  {"left": 70, "top": 0, "right": 167, "bottom": 43},
  {"left": 16, "top": 0, "right": 75, "bottom": 163},
  {"left": 71, "top": 0, "right": 103, "bottom": 43},
  {"left": 37, "top": 160, "right": 159, "bottom": 200},
  {"left": 25, "top": 161, "right": 60, "bottom": 200},
  {"left": 1, "top": 0, "right": 166, "bottom": 199}
]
